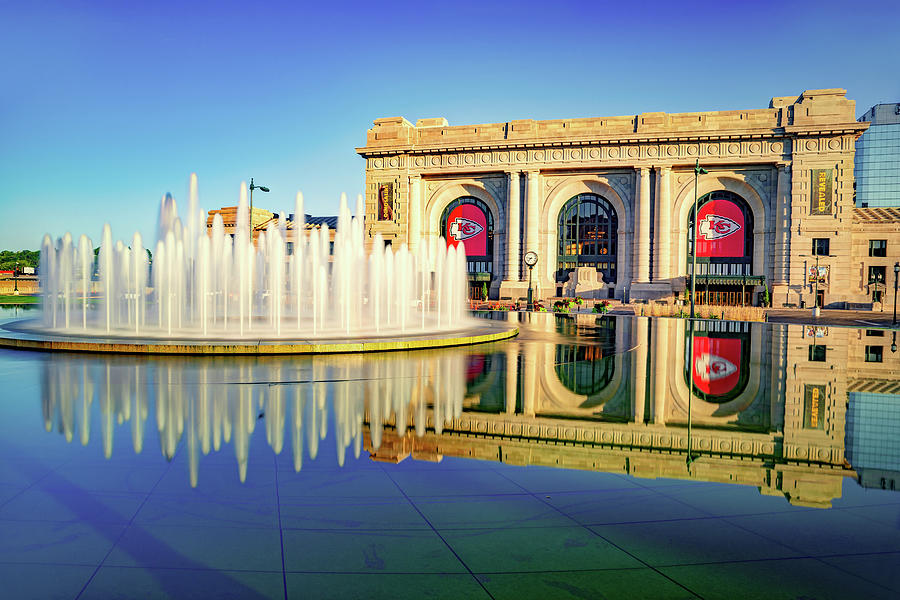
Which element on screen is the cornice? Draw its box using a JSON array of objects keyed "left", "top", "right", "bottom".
[{"left": 356, "top": 124, "right": 862, "bottom": 158}]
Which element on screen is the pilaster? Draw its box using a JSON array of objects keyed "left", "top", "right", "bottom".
[
  {"left": 634, "top": 167, "right": 651, "bottom": 283},
  {"left": 655, "top": 166, "right": 672, "bottom": 281}
]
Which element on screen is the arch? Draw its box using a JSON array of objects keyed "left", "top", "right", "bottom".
[
  {"left": 543, "top": 177, "right": 631, "bottom": 295},
  {"left": 425, "top": 180, "right": 504, "bottom": 280},
  {"left": 671, "top": 175, "right": 769, "bottom": 277},
  {"left": 556, "top": 193, "right": 619, "bottom": 284},
  {"left": 684, "top": 189, "right": 755, "bottom": 281},
  {"left": 440, "top": 196, "right": 495, "bottom": 277},
  {"left": 666, "top": 319, "right": 766, "bottom": 421}
]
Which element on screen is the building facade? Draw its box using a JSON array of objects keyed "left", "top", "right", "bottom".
[
  {"left": 358, "top": 89, "right": 900, "bottom": 307},
  {"left": 855, "top": 103, "right": 900, "bottom": 208}
]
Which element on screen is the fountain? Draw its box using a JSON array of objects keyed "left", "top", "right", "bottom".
[{"left": 0, "top": 174, "right": 516, "bottom": 354}]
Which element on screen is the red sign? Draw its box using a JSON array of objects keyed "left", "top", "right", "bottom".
[
  {"left": 696, "top": 199, "right": 745, "bottom": 258},
  {"left": 692, "top": 336, "right": 742, "bottom": 396},
  {"left": 446, "top": 204, "right": 487, "bottom": 256},
  {"left": 466, "top": 355, "right": 486, "bottom": 383}
]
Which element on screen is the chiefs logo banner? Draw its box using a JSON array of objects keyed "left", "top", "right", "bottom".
[
  {"left": 696, "top": 200, "right": 745, "bottom": 258},
  {"left": 446, "top": 204, "right": 487, "bottom": 256},
  {"left": 692, "top": 336, "right": 742, "bottom": 396}
]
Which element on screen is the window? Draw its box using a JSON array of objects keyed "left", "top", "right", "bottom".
[
  {"left": 285, "top": 241, "right": 294, "bottom": 255},
  {"left": 557, "top": 193, "right": 619, "bottom": 283},
  {"left": 812, "top": 238, "right": 830, "bottom": 256},
  {"left": 865, "top": 345, "right": 883, "bottom": 363},
  {"left": 686, "top": 190, "right": 754, "bottom": 277},
  {"left": 869, "top": 240, "right": 887, "bottom": 257},
  {"left": 808, "top": 344, "right": 826, "bottom": 361},
  {"left": 440, "top": 196, "right": 495, "bottom": 275},
  {"left": 868, "top": 266, "right": 886, "bottom": 284},
  {"left": 865, "top": 329, "right": 885, "bottom": 337}
]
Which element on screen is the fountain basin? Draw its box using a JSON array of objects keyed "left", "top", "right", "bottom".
[{"left": 0, "top": 318, "right": 517, "bottom": 355}]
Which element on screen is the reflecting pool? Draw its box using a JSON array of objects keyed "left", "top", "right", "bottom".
[{"left": 1, "top": 309, "right": 898, "bottom": 599}]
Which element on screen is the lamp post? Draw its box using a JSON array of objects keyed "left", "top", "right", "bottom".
[
  {"left": 893, "top": 262, "right": 899, "bottom": 327},
  {"left": 524, "top": 251, "right": 538, "bottom": 311},
  {"left": 689, "top": 158, "right": 708, "bottom": 320},
  {"left": 248, "top": 178, "right": 270, "bottom": 240},
  {"left": 13, "top": 260, "right": 19, "bottom": 296}
]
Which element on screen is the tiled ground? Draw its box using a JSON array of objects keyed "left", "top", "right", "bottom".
[
  {"left": 0, "top": 339, "right": 898, "bottom": 599},
  {"left": 1, "top": 444, "right": 899, "bottom": 600}
]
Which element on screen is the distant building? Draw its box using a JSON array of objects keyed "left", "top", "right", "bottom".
[
  {"left": 205, "top": 207, "right": 338, "bottom": 249},
  {"left": 856, "top": 103, "right": 900, "bottom": 208}
]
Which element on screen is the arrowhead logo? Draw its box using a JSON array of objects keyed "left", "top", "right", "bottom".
[
  {"left": 449, "top": 217, "right": 484, "bottom": 242},
  {"left": 694, "top": 353, "right": 738, "bottom": 382},
  {"left": 698, "top": 214, "right": 741, "bottom": 241}
]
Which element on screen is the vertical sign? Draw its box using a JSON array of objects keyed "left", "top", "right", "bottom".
[
  {"left": 803, "top": 384, "right": 826, "bottom": 429},
  {"left": 810, "top": 169, "right": 833, "bottom": 215},
  {"left": 696, "top": 199, "right": 746, "bottom": 258},
  {"left": 378, "top": 183, "right": 394, "bottom": 221}
]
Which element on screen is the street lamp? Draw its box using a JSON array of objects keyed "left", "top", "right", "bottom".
[
  {"left": 689, "top": 158, "right": 708, "bottom": 320},
  {"left": 893, "top": 262, "right": 899, "bottom": 327},
  {"left": 13, "top": 260, "right": 19, "bottom": 296},
  {"left": 524, "top": 251, "right": 538, "bottom": 311},
  {"left": 249, "top": 178, "right": 270, "bottom": 239}
]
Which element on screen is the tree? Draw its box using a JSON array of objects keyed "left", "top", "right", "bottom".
[
  {"left": 0, "top": 250, "right": 40, "bottom": 271},
  {"left": 481, "top": 282, "right": 488, "bottom": 301}
]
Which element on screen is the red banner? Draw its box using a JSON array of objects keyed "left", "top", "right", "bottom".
[
  {"left": 446, "top": 204, "right": 487, "bottom": 256},
  {"left": 696, "top": 199, "right": 745, "bottom": 258},
  {"left": 692, "top": 336, "right": 742, "bottom": 396},
  {"left": 466, "top": 355, "right": 486, "bottom": 383}
]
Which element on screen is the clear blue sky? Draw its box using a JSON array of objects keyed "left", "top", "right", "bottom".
[{"left": 1, "top": 0, "right": 897, "bottom": 250}]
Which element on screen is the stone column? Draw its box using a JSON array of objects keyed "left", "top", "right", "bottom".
[
  {"left": 506, "top": 171, "right": 521, "bottom": 282},
  {"left": 525, "top": 170, "right": 541, "bottom": 297},
  {"left": 525, "top": 171, "right": 540, "bottom": 253},
  {"left": 654, "top": 166, "right": 672, "bottom": 281},
  {"left": 633, "top": 167, "right": 651, "bottom": 283},
  {"left": 773, "top": 164, "right": 791, "bottom": 285},
  {"left": 407, "top": 175, "right": 422, "bottom": 253}
]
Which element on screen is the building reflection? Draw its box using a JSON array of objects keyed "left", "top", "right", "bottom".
[
  {"left": 37, "top": 314, "right": 900, "bottom": 505},
  {"left": 368, "top": 314, "right": 900, "bottom": 508}
]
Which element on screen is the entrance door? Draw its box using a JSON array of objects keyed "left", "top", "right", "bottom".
[
  {"left": 816, "top": 290, "right": 825, "bottom": 308},
  {"left": 697, "top": 286, "right": 753, "bottom": 306}
]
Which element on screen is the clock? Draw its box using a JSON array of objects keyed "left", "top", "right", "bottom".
[{"left": 524, "top": 251, "right": 538, "bottom": 267}]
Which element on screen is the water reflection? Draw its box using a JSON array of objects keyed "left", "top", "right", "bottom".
[
  {"left": 40, "top": 351, "right": 466, "bottom": 487},
  {"left": 36, "top": 314, "right": 900, "bottom": 507}
]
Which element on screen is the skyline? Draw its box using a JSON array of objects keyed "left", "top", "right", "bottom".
[{"left": 1, "top": 0, "right": 898, "bottom": 250}]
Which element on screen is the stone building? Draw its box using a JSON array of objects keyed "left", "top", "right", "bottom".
[
  {"left": 206, "top": 206, "right": 337, "bottom": 248},
  {"left": 358, "top": 89, "right": 900, "bottom": 308}
]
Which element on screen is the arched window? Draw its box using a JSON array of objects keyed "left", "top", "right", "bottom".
[
  {"left": 554, "top": 316, "right": 617, "bottom": 396},
  {"left": 682, "top": 322, "right": 752, "bottom": 404},
  {"left": 686, "top": 190, "right": 754, "bottom": 277},
  {"left": 440, "top": 197, "right": 494, "bottom": 275},
  {"left": 557, "top": 193, "right": 618, "bottom": 283}
]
